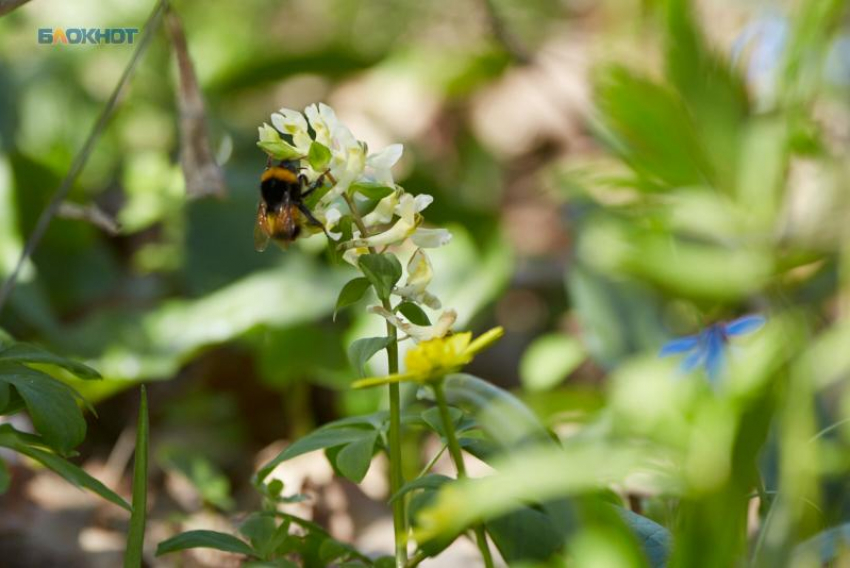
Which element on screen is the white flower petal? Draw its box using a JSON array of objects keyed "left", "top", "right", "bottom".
[
  {"left": 411, "top": 227, "right": 452, "bottom": 248},
  {"left": 367, "top": 144, "right": 403, "bottom": 170},
  {"left": 414, "top": 194, "right": 434, "bottom": 213},
  {"left": 368, "top": 307, "right": 456, "bottom": 342},
  {"left": 361, "top": 193, "right": 399, "bottom": 227}
]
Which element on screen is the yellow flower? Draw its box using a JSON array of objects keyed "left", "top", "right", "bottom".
[{"left": 352, "top": 326, "right": 504, "bottom": 388}]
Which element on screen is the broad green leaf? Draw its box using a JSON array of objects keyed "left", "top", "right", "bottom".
[
  {"left": 156, "top": 530, "right": 255, "bottom": 557},
  {"left": 486, "top": 505, "right": 566, "bottom": 562},
  {"left": 440, "top": 373, "right": 551, "bottom": 449},
  {"left": 413, "top": 442, "right": 675, "bottom": 542},
  {"left": 389, "top": 473, "right": 452, "bottom": 504},
  {"left": 519, "top": 334, "right": 585, "bottom": 392},
  {"left": 0, "top": 362, "right": 86, "bottom": 452},
  {"left": 334, "top": 277, "right": 371, "bottom": 320},
  {"left": 358, "top": 254, "right": 402, "bottom": 302},
  {"left": 334, "top": 431, "right": 378, "bottom": 483},
  {"left": 124, "top": 386, "right": 149, "bottom": 568},
  {"left": 596, "top": 66, "right": 709, "bottom": 188},
  {"left": 348, "top": 182, "right": 395, "bottom": 200},
  {"left": 664, "top": 0, "right": 748, "bottom": 191},
  {"left": 258, "top": 426, "right": 377, "bottom": 480},
  {"left": 618, "top": 507, "right": 671, "bottom": 568},
  {"left": 348, "top": 336, "right": 391, "bottom": 377},
  {"left": 0, "top": 343, "right": 100, "bottom": 379},
  {"left": 397, "top": 301, "right": 431, "bottom": 326},
  {"left": 308, "top": 141, "right": 332, "bottom": 171},
  {"left": 0, "top": 425, "right": 130, "bottom": 510}
]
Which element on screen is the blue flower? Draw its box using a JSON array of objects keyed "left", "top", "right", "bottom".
[{"left": 659, "top": 315, "right": 766, "bottom": 381}]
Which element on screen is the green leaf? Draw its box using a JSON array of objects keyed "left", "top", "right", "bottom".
[
  {"left": 124, "top": 386, "right": 149, "bottom": 568},
  {"left": 156, "top": 530, "right": 256, "bottom": 557},
  {"left": 0, "top": 382, "right": 9, "bottom": 413},
  {"left": 348, "top": 337, "right": 392, "bottom": 377},
  {"left": 664, "top": 0, "right": 748, "bottom": 191},
  {"left": 413, "top": 442, "right": 666, "bottom": 543},
  {"left": 486, "top": 505, "right": 566, "bottom": 562},
  {"left": 440, "top": 373, "right": 552, "bottom": 450},
  {"left": 358, "top": 254, "right": 402, "bottom": 302},
  {"left": 420, "top": 406, "right": 463, "bottom": 438},
  {"left": 617, "top": 507, "right": 671, "bottom": 568},
  {"left": 397, "top": 301, "right": 431, "bottom": 326},
  {"left": 519, "top": 334, "right": 585, "bottom": 392},
  {"left": 307, "top": 141, "right": 332, "bottom": 171},
  {"left": 0, "top": 425, "right": 130, "bottom": 510},
  {"left": 349, "top": 182, "right": 395, "bottom": 200},
  {"left": 0, "top": 343, "right": 100, "bottom": 379},
  {"left": 258, "top": 426, "right": 377, "bottom": 480},
  {"left": 334, "top": 277, "right": 371, "bottom": 320},
  {"left": 389, "top": 473, "right": 452, "bottom": 504},
  {"left": 0, "top": 362, "right": 87, "bottom": 453},
  {"left": 596, "top": 66, "right": 709, "bottom": 188},
  {"left": 0, "top": 458, "right": 9, "bottom": 494},
  {"left": 240, "top": 513, "right": 277, "bottom": 555},
  {"left": 257, "top": 139, "right": 302, "bottom": 161},
  {"left": 334, "top": 431, "right": 378, "bottom": 483}
]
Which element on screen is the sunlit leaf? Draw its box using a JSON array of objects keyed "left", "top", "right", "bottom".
[
  {"left": 0, "top": 342, "right": 100, "bottom": 379},
  {"left": 519, "top": 334, "right": 585, "bottom": 392}
]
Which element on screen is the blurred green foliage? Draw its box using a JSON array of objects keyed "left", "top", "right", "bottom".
[{"left": 1, "top": 0, "right": 850, "bottom": 566}]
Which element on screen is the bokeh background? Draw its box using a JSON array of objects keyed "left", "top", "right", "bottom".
[{"left": 0, "top": 0, "right": 849, "bottom": 566}]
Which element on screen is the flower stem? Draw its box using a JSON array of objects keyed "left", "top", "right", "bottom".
[
  {"left": 343, "top": 192, "right": 408, "bottom": 566},
  {"left": 432, "top": 381, "right": 495, "bottom": 568}
]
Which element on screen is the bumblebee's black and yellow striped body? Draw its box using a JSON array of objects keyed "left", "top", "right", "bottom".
[{"left": 254, "top": 160, "right": 327, "bottom": 251}]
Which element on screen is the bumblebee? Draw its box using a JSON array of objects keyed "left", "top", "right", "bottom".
[{"left": 254, "top": 159, "right": 328, "bottom": 251}]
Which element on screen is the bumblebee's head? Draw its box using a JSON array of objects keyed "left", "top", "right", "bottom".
[{"left": 274, "top": 159, "right": 300, "bottom": 173}]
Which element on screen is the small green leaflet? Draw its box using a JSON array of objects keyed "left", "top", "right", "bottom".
[
  {"left": 156, "top": 530, "right": 256, "bottom": 557},
  {"left": 308, "top": 141, "right": 332, "bottom": 171},
  {"left": 358, "top": 254, "right": 402, "bottom": 302},
  {"left": 334, "top": 277, "right": 371, "bottom": 320},
  {"left": 348, "top": 337, "right": 392, "bottom": 377}
]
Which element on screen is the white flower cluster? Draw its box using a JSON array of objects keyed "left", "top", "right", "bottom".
[{"left": 258, "top": 103, "right": 456, "bottom": 341}]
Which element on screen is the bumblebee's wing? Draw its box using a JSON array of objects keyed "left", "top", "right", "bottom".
[{"left": 254, "top": 202, "right": 271, "bottom": 252}]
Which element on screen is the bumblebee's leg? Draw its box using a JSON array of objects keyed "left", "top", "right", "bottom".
[
  {"left": 300, "top": 171, "right": 331, "bottom": 199},
  {"left": 297, "top": 203, "right": 331, "bottom": 238},
  {"left": 301, "top": 168, "right": 339, "bottom": 198}
]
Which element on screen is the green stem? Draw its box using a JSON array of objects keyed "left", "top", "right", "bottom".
[
  {"left": 433, "top": 381, "right": 495, "bottom": 568},
  {"left": 418, "top": 444, "right": 447, "bottom": 478},
  {"left": 343, "top": 192, "right": 407, "bottom": 566}
]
